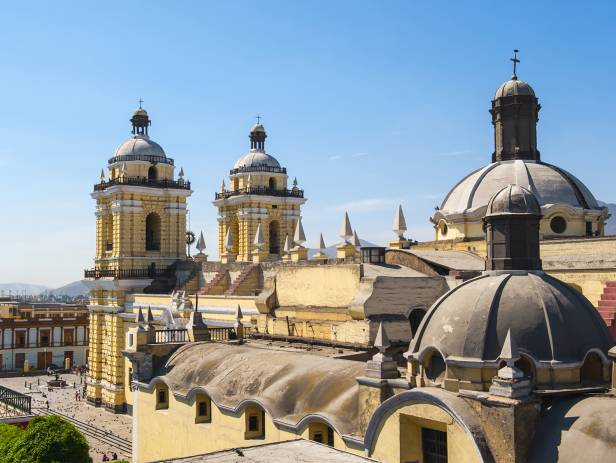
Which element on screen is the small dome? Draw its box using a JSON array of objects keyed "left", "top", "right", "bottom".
[
  {"left": 114, "top": 134, "right": 166, "bottom": 159},
  {"left": 233, "top": 150, "right": 281, "bottom": 170},
  {"left": 486, "top": 184, "right": 541, "bottom": 216},
  {"left": 133, "top": 108, "right": 148, "bottom": 117},
  {"left": 410, "top": 271, "right": 612, "bottom": 365},
  {"left": 250, "top": 123, "right": 266, "bottom": 133},
  {"left": 494, "top": 78, "right": 535, "bottom": 99}
]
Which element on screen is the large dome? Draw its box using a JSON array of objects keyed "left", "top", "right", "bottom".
[
  {"left": 114, "top": 134, "right": 166, "bottom": 159},
  {"left": 409, "top": 270, "right": 613, "bottom": 364},
  {"left": 233, "top": 149, "right": 281, "bottom": 170},
  {"left": 439, "top": 160, "right": 600, "bottom": 217}
]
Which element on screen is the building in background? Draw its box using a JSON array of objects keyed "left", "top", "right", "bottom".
[{"left": 0, "top": 299, "right": 88, "bottom": 371}]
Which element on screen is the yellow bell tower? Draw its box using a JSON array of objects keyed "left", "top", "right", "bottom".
[
  {"left": 84, "top": 105, "right": 192, "bottom": 413},
  {"left": 213, "top": 122, "right": 307, "bottom": 262}
]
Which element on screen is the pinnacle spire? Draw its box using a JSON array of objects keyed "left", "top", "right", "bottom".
[
  {"left": 499, "top": 329, "right": 520, "bottom": 365},
  {"left": 220, "top": 179, "right": 226, "bottom": 193},
  {"left": 179, "top": 167, "right": 184, "bottom": 178},
  {"left": 146, "top": 306, "right": 154, "bottom": 325},
  {"left": 137, "top": 307, "right": 145, "bottom": 324},
  {"left": 293, "top": 218, "right": 306, "bottom": 246},
  {"left": 318, "top": 233, "right": 326, "bottom": 251},
  {"left": 393, "top": 205, "right": 407, "bottom": 238},
  {"left": 374, "top": 322, "right": 390, "bottom": 353},
  {"left": 234, "top": 304, "right": 243, "bottom": 321},
  {"left": 352, "top": 230, "right": 361, "bottom": 248},
  {"left": 339, "top": 212, "right": 353, "bottom": 242},
  {"left": 254, "top": 223, "right": 265, "bottom": 249},
  {"left": 283, "top": 234, "right": 291, "bottom": 253},
  {"left": 196, "top": 231, "right": 206, "bottom": 253},
  {"left": 100, "top": 168, "right": 105, "bottom": 183}
]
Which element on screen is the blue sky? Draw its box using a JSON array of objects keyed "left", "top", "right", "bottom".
[{"left": 0, "top": 1, "right": 614, "bottom": 287}]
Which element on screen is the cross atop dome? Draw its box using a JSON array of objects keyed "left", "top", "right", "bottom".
[{"left": 510, "top": 49, "right": 520, "bottom": 80}]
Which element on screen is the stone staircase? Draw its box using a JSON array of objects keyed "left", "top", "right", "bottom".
[
  {"left": 225, "top": 264, "right": 261, "bottom": 296},
  {"left": 597, "top": 281, "right": 616, "bottom": 339},
  {"left": 199, "top": 270, "right": 230, "bottom": 295}
]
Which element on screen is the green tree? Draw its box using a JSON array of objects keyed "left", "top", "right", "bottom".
[
  {"left": 0, "top": 423, "right": 23, "bottom": 456},
  {"left": 2, "top": 415, "right": 92, "bottom": 463}
]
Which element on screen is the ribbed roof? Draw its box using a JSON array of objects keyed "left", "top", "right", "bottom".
[
  {"left": 114, "top": 134, "right": 166, "bottom": 159},
  {"left": 494, "top": 78, "right": 535, "bottom": 99}
]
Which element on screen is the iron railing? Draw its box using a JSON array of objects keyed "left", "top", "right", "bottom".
[
  {"left": 94, "top": 177, "right": 190, "bottom": 192},
  {"left": 109, "top": 154, "right": 174, "bottom": 165},
  {"left": 83, "top": 267, "right": 169, "bottom": 280},
  {"left": 229, "top": 165, "right": 287, "bottom": 175},
  {"left": 154, "top": 329, "right": 188, "bottom": 344},
  {"left": 0, "top": 385, "right": 31, "bottom": 417},
  {"left": 215, "top": 186, "right": 304, "bottom": 200}
]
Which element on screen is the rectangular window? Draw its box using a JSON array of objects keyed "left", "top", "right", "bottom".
[
  {"left": 40, "top": 330, "right": 50, "bottom": 347},
  {"left": 158, "top": 390, "right": 166, "bottom": 403},
  {"left": 198, "top": 401, "right": 207, "bottom": 417},
  {"left": 156, "top": 387, "right": 169, "bottom": 410},
  {"left": 15, "top": 353, "right": 25, "bottom": 369},
  {"left": 15, "top": 331, "right": 26, "bottom": 348},
  {"left": 586, "top": 221, "right": 593, "bottom": 236},
  {"left": 313, "top": 431, "right": 323, "bottom": 444},
  {"left": 64, "top": 329, "right": 74, "bottom": 346},
  {"left": 422, "top": 428, "right": 447, "bottom": 463}
]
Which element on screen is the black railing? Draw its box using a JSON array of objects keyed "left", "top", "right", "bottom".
[
  {"left": 215, "top": 186, "right": 304, "bottom": 200},
  {"left": 154, "top": 329, "right": 188, "bottom": 344},
  {"left": 94, "top": 177, "right": 190, "bottom": 191},
  {"left": 229, "top": 165, "right": 287, "bottom": 175},
  {"left": 109, "top": 154, "right": 174, "bottom": 166},
  {"left": 0, "top": 385, "right": 31, "bottom": 417},
  {"left": 1, "top": 341, "right": 88, "bottom": 349},
  {"left": 84, "top": 267, "right": 169, "bottom": 280}
]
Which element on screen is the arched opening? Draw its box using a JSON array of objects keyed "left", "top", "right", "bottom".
[
  {"left": 268, "top": 177, "right": 276, "bottom": 190},
  {"left": 550, "top": 216, "right": 567, "bottom": 234},
  {"left": 155, "top": 384, "right": 169, "bottom": 410},
  {"left": 409, "top": 307, "right": 427, "bottom": 338},
  {"left": 309, "top": 421, "right": 335, "bottom": 447},
  {"left": 269, "top": 221, "right": 280, "bottom": 255},
  {"left": 244, "top": 405, "right": 265, "bottom": 439},
  {"left": 423, "top": 349, "right": 446, "bottom": 385},
  {"left": 514, "top": 355, "right": 535, "bottom": 382},
  {"left": 148, "top": 166, "right": 157, "bottom": 181},
  {"left": 580, "top": 352, "right": 604, "bottom": 385},
  {"left": 145, "top": 213, "right": 161, "bottom": 251},
  {"left": 194, "top": 393, "right": 212, "bottom": 424}
]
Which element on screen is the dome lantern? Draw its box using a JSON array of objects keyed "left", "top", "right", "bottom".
[
  {"left": 490, "top": 50, "right": 541, "bottom": 163},
  {"left": 131, "top": 99, "right": 151, "bottom": 136},
  {"left": 484, "top": 184, "right": 542, "bottom": 271},
  {"left": 249, "top": 115, "right": 267, "bottom": 151}
]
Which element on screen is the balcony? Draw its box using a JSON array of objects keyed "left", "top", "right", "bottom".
[
  {"left": 83, "top": 267, "right": 169, "bottom": 280},
  {"left": 109, "top": 154, "right": 174, "bottom": 166},
  {"left": 94, "top": 177, "right": 190, "bottom": 192},
  {"left": 215, "top": 186, "right": 304, "bottom": 200},
  {"left": 229, "top": 165, "right": 287, "bottom": 176}
]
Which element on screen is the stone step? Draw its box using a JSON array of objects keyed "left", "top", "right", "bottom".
[
  {"left": 597, "top": 308, "right": 616, "bottom": 318},
  {"left": 600, "top": 292, "right": 616, "bottom": 301},
  {"left": 603, "top": 287, "right": 616, "bottom": 295},
  {"left": 598, "top": 300, "right": 616, "bottom": 309},
  {"left": 605, "top": 281, "right": 616, "bottom": 288}
]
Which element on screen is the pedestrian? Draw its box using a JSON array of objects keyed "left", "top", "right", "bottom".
[
  {"left": 102, "top": 454, "right": 109, "bottom": 462},
  {"left": 46, "top": 401, "right": 49, "bottom": 409},
  {"left": 112, "top": 452, "right": 118, "bottom": 461}
]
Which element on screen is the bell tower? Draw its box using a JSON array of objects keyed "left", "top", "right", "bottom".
[{"left": 84, "top": 105, "right": 192, "bottom": 413}]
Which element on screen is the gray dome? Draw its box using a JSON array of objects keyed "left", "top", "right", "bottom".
[
  {"left": 439, "top": 160, "right": 600, "bottom": 216},
  {"left": 233, "top": 149, "right": 281, "bottom": 169},
  {"left": 114, "top": 134, "right": 166, "bottom": 159},
  {"left": 486, "top": 184, "right": 541, "bottom": 216},
  {"left": 250, "top": 123, "right": 265, "bottom": 133},
  {"left": 494, "top": 78, "right": 535, "bottom": 99},
  {"left": 410, "top": 271, "right": 613, "bottom": 364}
]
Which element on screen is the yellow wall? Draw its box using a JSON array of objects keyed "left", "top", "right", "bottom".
[
  {"left": 135, "top": 386, "right": 360, "bottom": 463},
  {"left": 369, "top": 403, "right": 480, "bottom": 463}
]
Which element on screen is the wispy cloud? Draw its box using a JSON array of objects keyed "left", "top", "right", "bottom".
[
  {"left": 434, "top": 149, "right": 470, "bottom": 157},
  {"left": 331, "top": 198, "right": 397, "bottom": 214},
  {"left": 328, "top": 155, "right": 343, "bottom": 161},
  {"left": 350, "top": 152, "right": 369, "bottom": 158}
]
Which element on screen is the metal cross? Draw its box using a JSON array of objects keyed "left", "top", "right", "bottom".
[
  {"left": 139, "top": 98, "right": 144, "bottom": 108},
  {"left": 510, "top": 49, "right": 520, "bottom": 78},
  {"left": 256, "top": 114, "right": 262, "bottom": 124}
]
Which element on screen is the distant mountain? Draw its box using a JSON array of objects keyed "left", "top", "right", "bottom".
[
  {"left": 308, "top": 239, "right": 378, "bottom": 259},
  {"left": 598, "top": 201, "right": 616, "bottom": 235},
  {"left": 46, "top": 280, "right": 90, "bottom": 297},
  {"left": 0, "top": 283, "right": 50, "bottom": 296}
]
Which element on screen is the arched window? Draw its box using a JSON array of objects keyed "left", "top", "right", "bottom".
[
  {"left": 268, "top": 177, "right": 276, "bottom": 190},
  {"left": 148, "top": 166, "right": 157, "bottom": 181},
  {"left": 514, "top": 355, "right": 535, "bottom": 382},
  {"left": 194, "top": 393, "right": 212, "bottom": 423},
  {"left": 409, "top": 307, "right": 427, "bottom": 338},
  {"left": 145, "top": 213, "right": 161, "bottom": 251},
  {"left": 309, "top": 421, "right": 335, "bottom": 447},
  {"left": 244, "top": 405, "right": 265, "bottom": 439},
  {"left": 580, "top": 352, "right": 604, "bottom": 385},
  {"left": 423, "top": 349, "right": 446, "bottom": 385},
  {"left": 269, "top": 221, "right": 280, "bottom": 255},
  {"left": 155, "top": 384, "right": 169, "bottom": 410}
]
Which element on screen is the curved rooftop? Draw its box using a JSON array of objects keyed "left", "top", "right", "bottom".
[
  {"left": 151, "top": 342, "right": 363, "bottom": 436},
  {"left": 114, "top": 134, "right": 166, "bottom": 160},
  {"left": 233, "top": 150, "right": 281, "bottom": 170},
  {"left": 409, "top": 271, "right": 613, "bottom": 365},
  {"left": 438, "top": 160, "right": 601, "bottom": 218},
  {"left": 486, "top": 184, "right": 541, "bottom": 216},
  {"left": 494, "top": 78, "right": 536, "bottom": 99}
]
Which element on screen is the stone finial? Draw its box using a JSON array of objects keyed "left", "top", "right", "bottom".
[
  {"left": 339, "top": 212, "right": 353, "bottom": 243},
  {"left": 247, "top": 174, "right": 252, "bottom": 188},
  {"left": 489, "top": 329, "right": 531, "bottom": 398},
  {"left": 374, "top": 322, "right": 390, "bottom": 354},
  {"left": 220, "top": 179, "right": 226, "bottom": 193},
  {"left": 254, "top": 223, "right": 265, "bottom": 250},
  {"left": 121, "top": 162, "right": 127, "bottom": 177},
  {"left": 393, "top": 205, "right": 407, "bottom": 239},
  {"left": 179, "top": 167, "right": 185, "bottom": 179},
  {"left": 100, "top": 168, "right": 105, "bottom": 183},
  {"left": 293, "top": 218, "right": 306, "bottom": 246},
  {"left": 293, "top": 177, "right": 298, "bottom": 188},
  {"left": 234, "top": 304, "right": 244, "bottom": 322},
  {"left": 196, "top": 231, "right": 206, "bottom": 254},
  {"left": 318, "top": 233, "right": 326, "bottom": 252},
  {"left": 353, "top": 230, "right": 361, "bottom": 248},
  {"left": 146, "top": 306, "right": 154, "bottom": 325},
  {"left": 136, "top": 307, "right": 146, "bottom": 331},
  {"left": 283, "top": 234, "right": 291, "bottom": 254},
  {"left": 224, "top": 227, "right": 234, "bottom": 251}
]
